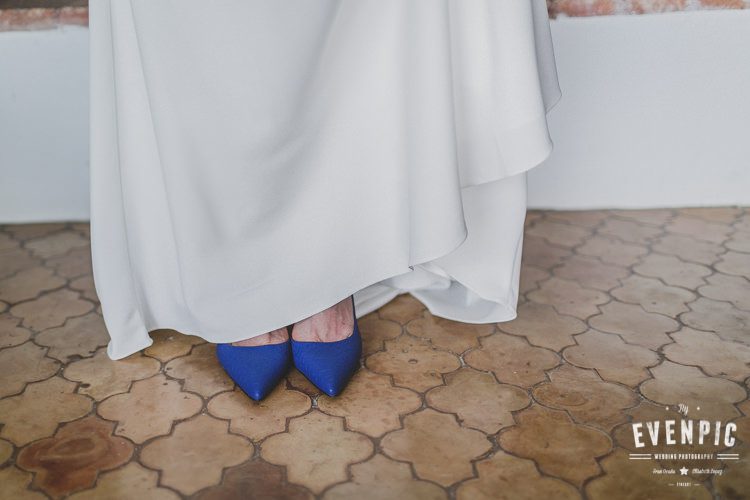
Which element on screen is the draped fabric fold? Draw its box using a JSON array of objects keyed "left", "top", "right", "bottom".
[{"left": 89, "top": 0, "right": 561, "bottom": 360}]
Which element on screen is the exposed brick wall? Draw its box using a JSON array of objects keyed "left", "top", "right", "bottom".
[
  {"left": 0, "top": 0, "right": 748, "bottom": 31},
  {"left": 548, "top": 0, "right": 750, "bottom": 17}
]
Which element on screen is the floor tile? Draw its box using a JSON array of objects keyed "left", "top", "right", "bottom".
[
  {"left": 97, "top": 373, "right": 202, "bottom": 444},
  {"left": 16, "top": 416, "right": 133, "bottom": 498},
  {"left": 498, "top": 405, "right": 611, "bottom": 486},
  {"left": 457, "top": 450, "right": 581, "bottom": 500},
  {"left": 527, "top": 277, "right": 609, "bottom": 319},
  {"left": 208, "top": 384, "right": 310, "bottom": 441},
  {"left": 324, "top": 454, "right": 447, "bottom": 500},
  {"left": 533, "top": 363, "right": 639, "bottom": 431},
  {"left": 140, "top": 414, "right": 253, "bottom": 496},
  {"left": 381, "top": 408, "right": 491, "bottom": 486},
  {"left": 589, "top": 301, "right": 677, "bottom": 349},
  {"left": 0, "top": 342, "right": 59, "bottom": 398},
  {"left": 63, "top": 348, "right": 161, "bottom": 401},
  {"left": 34, "top": 312, "right": 109, "bottom": 361},
  {"left": 406, "top": 311, "right": 494, "bottom": 354},
  {"left": 426, "top": 368, "right": 529, "bottom": 434},
  {"left": 1, "top": 208, "right": 748, "bottom": 499},
  {"left": 366, "top": 335, "right": 460, "bottom": 392},
  {"left": 465, "top": 332, "right": 559, "bottom": 388},
  {"left": 317, "top": 369, "right": 421, "bottom": 438},
  {"left": 498, "top": 301, "right": 585, "bottom": 351},
  {"left": 262, "top": 411, "right": 373, "bottom": 494},
  {"left": 10, "top": 288, "right": 93, "bottom": 331},
  {"left": 194, "top": 460, "right": 312, "bottom": 500},
  {"left": 67, "top": 462, "right": 180, "bottom": 500},
  {"left": 0, "top": 377, "right": 92, "bottom": 446},
  {"left": 563, "top": 330, "right": 659, "bottom": 387}
]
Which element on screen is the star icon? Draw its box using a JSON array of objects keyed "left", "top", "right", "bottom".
[{"left": 679, "top": 466, "right": 689, "bottom": 476}]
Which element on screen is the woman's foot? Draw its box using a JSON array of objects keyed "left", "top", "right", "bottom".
[
  {"left": 291, "top": 296, "right": 361, "bottom": 397},
  {"left": 291, "top": 297, "right": 354, "bottom": 342},
  {"left": 232, "top": 327, "right": 289, "bottom": 346}
]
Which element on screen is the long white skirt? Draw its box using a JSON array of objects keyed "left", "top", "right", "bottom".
[{"left": 90, "top": 0, "right": 562, "bottom": 360}]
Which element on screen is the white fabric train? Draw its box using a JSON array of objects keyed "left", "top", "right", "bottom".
[{"left": 89, "top": 0, "right": 562, "bottom": 360}]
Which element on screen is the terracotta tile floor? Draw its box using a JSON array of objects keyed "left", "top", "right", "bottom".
[{"left": 1, "top": 208, "right": 749, "bottom": 499}]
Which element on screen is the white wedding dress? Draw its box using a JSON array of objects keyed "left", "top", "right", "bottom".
[{"left": 90, "top": 0, "right": 561, "bottom": 360}]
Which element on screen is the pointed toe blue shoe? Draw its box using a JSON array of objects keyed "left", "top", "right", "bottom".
[
  {"left": 216, "top": 340, "right": 292, "bottom": 401},
  {"left": 291, "top": 296, "right": 362, "bottom": 397}
]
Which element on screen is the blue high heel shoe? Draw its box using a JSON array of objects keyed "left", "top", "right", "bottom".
[
  {"left": 291, "top": 296, "right": 362, "bottom": 397},
  {"left": 216, "top": 339, "right": 292, "bottom": 401}
]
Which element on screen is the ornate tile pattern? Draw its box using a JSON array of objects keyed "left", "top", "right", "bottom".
[{"left": 0, "top": 209, "right": 748, "bottom": 498}]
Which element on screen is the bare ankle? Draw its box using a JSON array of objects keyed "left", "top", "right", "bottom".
[{"left": 232, "top": 327, "right": 289, "bottom": 346}]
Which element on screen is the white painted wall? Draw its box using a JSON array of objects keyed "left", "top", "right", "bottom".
[
  {"left": 529, "top": 9, "right": 750, "bottom": 209},
  {"left": 0, "top": 10, "right": 749, "bottom": 222},
  {"left": 0, "top": 26, "right": 89, "bottom": 223}
]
